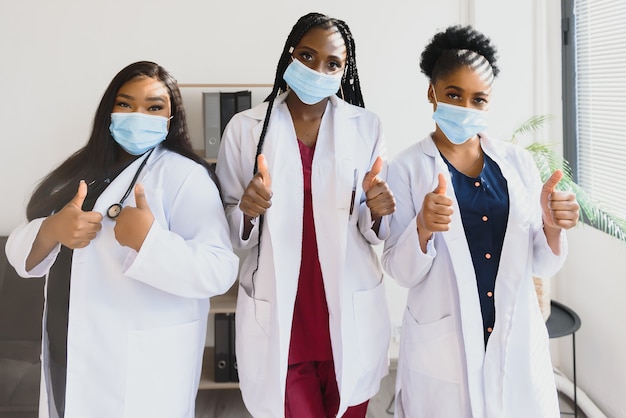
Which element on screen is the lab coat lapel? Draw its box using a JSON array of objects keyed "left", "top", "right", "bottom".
[
  {"left": 261, "top": 97, "right": 304, "bottom": 351},
  {"left": 483, "top": 137, "right": 534, "bottom": 320},
  {"left": 311, "top": 98, "right": 349, "bottom": 319},
  {"left": 421, "top": 137, "right": 487, "bottom": 415}
]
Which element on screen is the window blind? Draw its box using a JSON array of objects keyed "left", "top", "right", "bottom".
[{"left": 574, "top": 0, "right": 626, "bottom": 220}]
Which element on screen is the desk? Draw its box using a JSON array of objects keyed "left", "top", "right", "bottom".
[{"left": 546, "top": 300, "right": 582, "bottom": 417}]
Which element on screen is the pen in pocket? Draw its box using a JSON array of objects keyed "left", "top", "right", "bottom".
[{"left": 349, "top": 168, "right": 358, "bottom": 215}]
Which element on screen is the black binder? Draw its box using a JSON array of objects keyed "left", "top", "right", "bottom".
[
  {"left": 228, "top": 313, "right": 238, "bottom": 382},
  {"left": 214, "top": 313, "right": 230, "bottom": 382},
  {"left": 219, "top": 90, "right": 252, "bottom": 135}
]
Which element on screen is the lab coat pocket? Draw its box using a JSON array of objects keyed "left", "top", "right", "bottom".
[
  {"left": 124, "top": 320, "right": 199, "bottom": 418},
  {"left": 403, "top": 307, "right": 461, "bottom": 383},
  {"left": 353, "top": 280, "right": 391, "bottom": 371},
  {"left": 235, "top": 287, "right": 271, "bottom": 382}
]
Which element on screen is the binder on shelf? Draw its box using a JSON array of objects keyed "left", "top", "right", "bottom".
[
  {"left": 202, "top": 92, "right": 220, "bottom": 160},
  {"left": 213, "top": 313, "right": 231, "bottom": 382},
  {"left": 228, "top": 313, "right": 238, "bottom": 382},
  {"left": 202, "top": 90, "right": 252, "bottom": 160}
]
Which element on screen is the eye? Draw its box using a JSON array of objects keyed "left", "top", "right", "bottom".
[
  {"left": 328, "top": 61, "right": 342, "bottom": 71},
  {"left": 299, "top": 52, "right": 313, "bottom": 62},
  {"left": 447, "top": 93, "right": 461, "bottom": 101},
  {"left": 474, "top": 97, "right": 488, "bottom": 106},
  {"left": 148, "top": 105, "right": 163, "bottom": 111},
  {"left": 114, "top": 101, "right": 131, "bottom": 109}
]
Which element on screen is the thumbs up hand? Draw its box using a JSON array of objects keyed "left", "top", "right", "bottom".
[
  {"left": 417, "top": 173, "right": 453, "bottom": 240},
  {"left": 114, "top": 183, "right": 154, "bottom": 251},
  {"left": 541, "top": 170, "right": 579, "bottom": 231},
  {"left": 42, "top": 180, "right": 103, "bottom": 249},
  {"left": 240, "top": 154, "right": 273, "bottom": 218},
  {"left": 363, "top": 156, "right": 395, "bottom": 219}
]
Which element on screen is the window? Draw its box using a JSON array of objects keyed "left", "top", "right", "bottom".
[{"left": 562, "top": 0, "right": 626, "bottom": 222}]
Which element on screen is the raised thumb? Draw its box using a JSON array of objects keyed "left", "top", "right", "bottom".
[
  {"left": 434, "top": 173, "right": 447, "bottom": 195},
  {"left": 257, "top": 154, "right": 271, "bottom": 187},
  {"left": 369, "top": 156, "right": 383, "bottom": 178},
  {"left": 134, "top": 183, "right": 149, "bottom": 209},
  {"left": 543, "top": 170, "right": 563, "bottom": 194},
  {"left": 69, "top": 180, "right": 88, "bottom": 210}
]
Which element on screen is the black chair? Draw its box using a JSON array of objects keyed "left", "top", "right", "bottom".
[{"left": 0, "top": 236, "right": 43, "bottom": 417}]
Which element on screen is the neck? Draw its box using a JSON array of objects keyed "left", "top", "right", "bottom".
[{"left": 285, "top": 92, "right": 329, "bottom": 121}]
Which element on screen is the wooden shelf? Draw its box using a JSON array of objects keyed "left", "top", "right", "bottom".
[
  {"left": 199, "top": 346, "right": 240, "bottom": 389},
  {"left": 193, "top": 149, "right": 217, "bottom": 164},
  {"left": 210, "top": 283, "right": 237, "bottom": 313}
]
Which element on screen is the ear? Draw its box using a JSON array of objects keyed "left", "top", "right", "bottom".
[
  {"left": 427, "top": 84, "right": 438, "bottom": 111},
  {"left": 427, "top": 84, "right": 435, "bottom": 104}
]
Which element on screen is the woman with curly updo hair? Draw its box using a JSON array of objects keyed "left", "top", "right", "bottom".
[{"left": 382, "top": 26, "right": 579, "bottom": 417}]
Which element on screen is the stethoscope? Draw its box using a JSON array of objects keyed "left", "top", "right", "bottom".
[{"left": 106, "top": 149, "right": 154, "bottom": 219}]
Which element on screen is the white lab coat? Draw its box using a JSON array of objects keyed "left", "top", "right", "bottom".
[
  {"left": 5, "top": 146, "right": 239, "bottom": 418},
  {"left": 216, "top": 92, "right": 391, "bottom": 417},
  {"left": 382, "top": 134, "right": 566, "bottom": 418}
]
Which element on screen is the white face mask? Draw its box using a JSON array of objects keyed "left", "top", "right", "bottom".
[
  {"left": 109, "top": 112, "right": 169, "bottom": 155},
  {"left": 432, "top": 89, "right": 489, "bottom": 144},
  {"left": 282, "top": 58, "right": 343, "bottom": 105}
]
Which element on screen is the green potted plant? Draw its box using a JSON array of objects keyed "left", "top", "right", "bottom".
[{"left": 510, "top": 115, "right": 626, "bottom": 318}]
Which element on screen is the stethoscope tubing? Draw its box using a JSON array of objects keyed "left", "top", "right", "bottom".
[{"left": 106, "top": 149, "right": 154, "bottom": 220}]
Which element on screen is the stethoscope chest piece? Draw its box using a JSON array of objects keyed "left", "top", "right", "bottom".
[
  {"left": 107, "top": 203, "right": 123, "bottom": 219},
  {"left": 104, "top": 148, "right": 154, "bottom": 220}
]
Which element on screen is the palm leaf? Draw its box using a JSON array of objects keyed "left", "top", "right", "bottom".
[{"left": 510, "top": 116, "right": 626, "bottom": 242}]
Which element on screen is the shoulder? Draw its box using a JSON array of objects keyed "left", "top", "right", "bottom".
[
  {"left": 331, "top": 96, "right": 380, "bottom": 123},
  {"left": 481, "top": 134, "right": 534, "bottom": 166},
  {"left": 391, "top": 135, "right": 434, "bottom": 168},
  {"left": 152, "top": 148, "right": 213, "bottom": 184}
]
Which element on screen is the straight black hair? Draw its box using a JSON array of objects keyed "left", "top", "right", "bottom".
[{"left": 27, "top": 61, "right": 218, "bottom": 220}]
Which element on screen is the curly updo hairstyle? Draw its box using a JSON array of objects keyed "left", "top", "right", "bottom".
[{"left": 420, "top": 25, "right": 499, "bottom": 83}]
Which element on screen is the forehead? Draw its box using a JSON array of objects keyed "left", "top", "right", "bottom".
[
  {"left": 436, "top": 65, "right": 493, "bottom": 92},
  {"left": 297, "top": 26, "right": 347, "bottom": 59},
  {"left": 117, "top": 76, "right": 169, "bottom": 98}
]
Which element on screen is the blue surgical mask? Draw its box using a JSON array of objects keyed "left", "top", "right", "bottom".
[
  {"left": 109, "top": 112, "right": 169, "bottom": 155},
  {"left": 432, "top": 94, "right": 488, "bottom": 145},
  {"left": 282, "top": 58, "right": 343, "bottom": 105}
]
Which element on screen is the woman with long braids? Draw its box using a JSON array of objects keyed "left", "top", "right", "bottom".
[
  {"left": 216, "top": 12, "right": 395, "bottom": 417},
  {"left": 382, "top": 26, "right": 579, "bottom": 417},
  {"left": 5, "top": 61, "right": 238, "bottom": 418}
]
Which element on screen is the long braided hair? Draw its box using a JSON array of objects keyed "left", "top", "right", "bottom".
[
  {"left": 249, "top": 12, "right": 365, "bottom": 288},
  {"left": 253, "top": 12, "right": 364, "bottom": 173}
]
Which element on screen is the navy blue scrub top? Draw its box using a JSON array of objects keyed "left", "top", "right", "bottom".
[{"left": 442, "top": 151, "right": 509, "bottom": 346}]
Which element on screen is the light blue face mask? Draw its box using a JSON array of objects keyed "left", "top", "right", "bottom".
[
  {"left": 283, "top": 58, "right": 343, "bottom": 105},
  {"left": 432, "top": 92, "right": 489, "bottom": 145},
  {"left": 109, "top": 112, "right": 169, "bottom": 155}
]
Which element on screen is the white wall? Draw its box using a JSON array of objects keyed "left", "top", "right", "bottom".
[{"left": 2, "top": 0, "right": 623, "bottom": 415}]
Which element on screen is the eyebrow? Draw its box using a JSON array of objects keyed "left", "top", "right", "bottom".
[
  {"left": 445, "top": 85, "right": 490, "bottom": 95},
  {"left": 296, "top": 46, "right": 345, "bottom": 62},
  {"left": 116, "top": 93, "right": 167, "bottom": 103}
]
